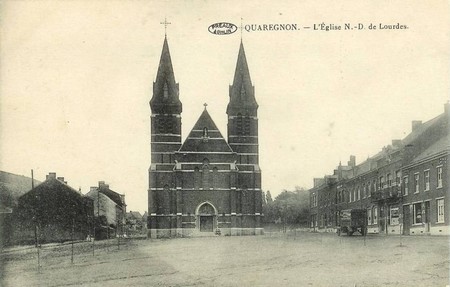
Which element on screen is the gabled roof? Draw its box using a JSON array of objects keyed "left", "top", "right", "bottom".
[
  {"left": 19, "top": 176, "right": 84, "bottom": 201},
  {"left": 99, "top": 186, "right": 126, "bottom": 208},
  {"left": 179, "top": 109, "right": 233, "bottom": 153}
]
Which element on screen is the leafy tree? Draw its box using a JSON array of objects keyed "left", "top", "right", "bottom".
[{"left": 263, "top": 187, "right": 310, "bottom": 227}]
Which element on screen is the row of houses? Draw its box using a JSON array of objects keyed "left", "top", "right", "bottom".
[
  {"left": 0, "top": 172, "right": 139, "bottom": 246},
  {"left": 309, "top": 103, "right": 449, "bottom": 236}
]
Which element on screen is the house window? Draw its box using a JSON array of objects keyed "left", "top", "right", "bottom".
[
  {"left": 424, "top": 170, "right": 430, "bottom": 191},
  {"left": 357, "top": 188, "right": 360, "bottom": 201},
  {"left": 373, "top": 180, "right": 377, "bottom": 191},
  {"left": 379, "top": 176, "right": 384, "bottom": 190},
  {"left": 437, "top": 198, "right": 445, "bottom": 223},
  {"left": 414, "top": 173, "right": 420, "bottom": 193},
  {"left": 395, "top": 171, "right": 401, "bottom": 186},
  {"left": 413, "top": 203, "right": 422, "bottom": 224},
  {"left": 373, "top": 207, "right": 378, "bottom": 223},
  {"left": 368, "top": 182, "right": 371, "bottom": 197},
  {"left": 437, "top": 166, "right": 443, "bottom": 188},
  {"left": 390, "top": 207, "right": 399, "bottom": 225},
  {"left": 403, "top": 176, "right": 409, "bottom": 195},
  {"left": 367, "top": 208, "right": 372, "bottom": 225},
  {"left": 387, "top": 173, "right": 392, "bottom": 187}
]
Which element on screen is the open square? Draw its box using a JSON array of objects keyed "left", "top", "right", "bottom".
[{"left": 1, "top": 232, "right": 449, "bottom": 286}]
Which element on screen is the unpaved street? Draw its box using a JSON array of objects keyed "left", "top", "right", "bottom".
[{"left": 1, "top": 232, "right": 449, "bottom": 286}]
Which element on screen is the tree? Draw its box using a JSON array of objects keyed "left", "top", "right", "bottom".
[
  {"left": 266, "top": 190, "right": 273, "bottom": 203},
  {"left": 263, "top": 187, "right": 310, "bottom": 227}
]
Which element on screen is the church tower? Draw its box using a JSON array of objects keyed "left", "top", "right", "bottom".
[
  {"left": 227, "top": 42, "right": 262, "bottom": 232},
  {"left": 148, "top": 36, "right": 182, "bottom": 237}
]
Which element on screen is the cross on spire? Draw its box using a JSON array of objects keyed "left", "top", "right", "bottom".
[
  {"left": 203, "top": 103, "right": 208, "bottom": 110},
  {"left": 160, "top": 17, "right": 171, "bottom": 37}
]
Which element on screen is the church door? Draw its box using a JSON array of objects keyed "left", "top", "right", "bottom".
[
  {"left": 197, "top": 202, "right": 216, "bottom": 232},
  {"left": 200, "top": 216, "right": 213, "bottom": 232}
]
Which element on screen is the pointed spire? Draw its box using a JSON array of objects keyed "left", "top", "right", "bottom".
[
  {"left": 232, "top": 42, "right": 252, "bottom": 88},
  {"left": 227, "top": 42, "right": 257, "bottom": 115},
  {"left": 150, "top": 37, "right": 181, "bottom": 114}
]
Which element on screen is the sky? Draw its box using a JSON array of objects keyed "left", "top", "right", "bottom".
[{"left": 1, "top": 1, "right": 449, "bottom": 213}]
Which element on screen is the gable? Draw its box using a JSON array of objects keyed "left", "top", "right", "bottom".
[{"left": 179, "top": 109, "right": 233, "bottom": 153}]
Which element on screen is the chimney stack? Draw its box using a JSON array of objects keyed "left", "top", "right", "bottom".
[
  {"left": 46, "top": 172, "right": 57, "bottom": 180},
  {"left": 348, "top": 155, "right": 356, "bottom": 167},
  {"left": 90, "top": 186, "right": 97, "bottom": 192}
]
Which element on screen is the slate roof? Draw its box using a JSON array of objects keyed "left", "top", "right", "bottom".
[
  {"left": 179, "top": 109, "right": 234, "bottom": 153},
  {"left": 99, "top": 186, "right": 126, "bottom": 208},
  {"left": 412, "top": 133, "right": 449, "bottom": 163}
]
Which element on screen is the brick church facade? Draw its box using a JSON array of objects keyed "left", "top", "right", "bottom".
[{"left": 148, "top": 37, "right": 263, "bottom": 238}]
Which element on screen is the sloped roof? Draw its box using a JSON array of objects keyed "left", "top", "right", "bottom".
[
  {"left": 413, "top": 134, "right": 449, "bottom": 162},
  {"left": 99, "top": 186, "right": 126, "bottom": 208},
  {"left": 402, "top": 114, "right": 444, "bottom": 146},
  {"left": 20, "top": 176, "right": 85, "bottom": 201},
  {"left": 179, "top": 109, "right": 233, "bottom": 153}
]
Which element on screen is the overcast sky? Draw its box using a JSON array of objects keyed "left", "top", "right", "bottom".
[{"left": 1, "top": 1, "right": 449, "bottom": 213}]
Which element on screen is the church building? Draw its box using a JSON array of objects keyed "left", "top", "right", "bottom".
[{"left": 148, "top": 36, "right": 263, "bottom": 238}]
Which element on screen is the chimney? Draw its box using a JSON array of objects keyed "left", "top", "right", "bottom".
[
  {"left": 90, "top": 186, "right": 97, "bottom": 192},
  {"left": 98, "top": 181, "right": 109, "bottom": 189},
  {"left": 412, "top": 120, "right": 422, "bottom": 131},
  {"left": 392, "top": 139, "right": 401, "bottom": 147},
  {"left": 46, "top": 172, "right": 56, "bottom": 180},
  {"left": 348, "top": 155, "right": 356, "bottom": 167},
  {"left": 57, "top": 176, "right": 64, "bottom": 182}
]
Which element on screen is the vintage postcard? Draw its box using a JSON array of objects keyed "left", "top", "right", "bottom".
[{"left": 1, "top": 1, "right": 449, "bottom": 286}]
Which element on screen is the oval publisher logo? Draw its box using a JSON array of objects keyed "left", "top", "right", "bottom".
[{"left": 208, "top": 22, "right": 237, "bottom": 35}]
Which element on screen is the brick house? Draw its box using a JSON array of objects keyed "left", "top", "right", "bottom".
[
  {"left": 148, "top": 37, "right": 263, "bottom": 238},
  {"left": 86, "top": 181, "right": 126, "bottom": 239},
  {"left": 13, "top": 173, "right": 94, "bottom": 244},
  {"left": 309, "top": 103, "right": 449, "bottom": 236}
]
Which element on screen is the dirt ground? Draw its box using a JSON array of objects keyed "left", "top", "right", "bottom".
[{"left": 1, "top": 232, "right": 449, "bottom": 287}]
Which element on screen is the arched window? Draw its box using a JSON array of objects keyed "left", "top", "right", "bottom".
[
  {"left": 203, "top": 127, "right": 208, "bottom": 138},
  {"left": 194, "top": 167, "right": 200, "bottom": 189},
  {"left": 202, "top": 164, "right": 210, "bottom": 190},
  {"left": 244, "top": 114, "right": 251, "bottom": 135},
  {"left": 236, "top": 113, "right": 243, "bottom": 136},
  {"left": 212, "top": 167, "right": 218, "bottom": 189}
]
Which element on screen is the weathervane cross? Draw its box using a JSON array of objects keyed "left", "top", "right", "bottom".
[
  {"left": 204, "top": 103, "right": 208, "bottom": 110},
  {"left": 160, "top": 17, "right": 171, "bottom": 36}
]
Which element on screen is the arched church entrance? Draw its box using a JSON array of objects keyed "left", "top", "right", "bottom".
[{"left": 196, "top": 202, "right": 217, "bottom": 232}]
